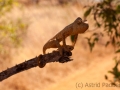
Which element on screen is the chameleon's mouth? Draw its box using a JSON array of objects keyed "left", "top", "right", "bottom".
[{"left": 83, "top": 20, "right": 88, "bottom": 24}]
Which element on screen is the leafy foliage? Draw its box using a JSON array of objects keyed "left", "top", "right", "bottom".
[
  {"left": 84, "top": 0, "right": 120, "bottom": 52},
  {"left": 84, "top": 0, "right": 120, "bottom": 85},
  {"left": 0, "top": 0, "right": 17, "bottom": 15},
  {"left": 85, "top": 33, "right": 99, "bottom": 51},
  {"left": 105, "top": 59, "right": 120, "bottom": 86},
  {"left": 0, "top": 0, "right": 28, "bottom": 58}
]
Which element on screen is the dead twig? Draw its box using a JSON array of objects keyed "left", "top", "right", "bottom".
[{"left": 0, "top": 50, "right": 73, "bottom": 82}]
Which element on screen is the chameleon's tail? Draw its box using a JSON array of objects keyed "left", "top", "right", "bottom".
[
  {"left": 43, "top": 45, "right": 46, "bottom": 54},
  {"left": 43, "top": 41, "right": 50, "bottom": 54},
  {"left": 43, "top": 40, "right": 58, "bottom": 54}
]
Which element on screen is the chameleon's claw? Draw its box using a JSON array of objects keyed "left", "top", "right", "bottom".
[{"left": 64, "top": 45, "right": 74, "bottom": 52}]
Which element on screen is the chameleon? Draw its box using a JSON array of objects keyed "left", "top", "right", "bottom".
[{"left": 43, "top": 17, "right": 89, "bottom": 55}]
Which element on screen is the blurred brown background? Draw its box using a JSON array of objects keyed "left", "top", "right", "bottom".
[{"left": 0, "top": 0, "right": 118, "bottom": 90}]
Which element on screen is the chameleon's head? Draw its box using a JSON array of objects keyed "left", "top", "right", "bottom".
[{"left": 73, "top": 17, "right": 89, "bottom": 34}]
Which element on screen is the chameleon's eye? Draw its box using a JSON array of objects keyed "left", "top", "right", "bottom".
[{"left": 77, "top": 19, "right": 82, "bottom": 25}]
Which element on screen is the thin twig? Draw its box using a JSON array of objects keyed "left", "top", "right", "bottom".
[{"left": 0, "top": 50, "right": 72, "bottom": 82}]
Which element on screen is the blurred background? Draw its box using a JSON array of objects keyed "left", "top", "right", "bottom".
[{"left": 0, "top": 0, "right": 120, "bottom": 90}]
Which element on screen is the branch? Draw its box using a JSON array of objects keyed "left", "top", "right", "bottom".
[{"left": 0, "top": 50, "right": 73, "bottom": 82}]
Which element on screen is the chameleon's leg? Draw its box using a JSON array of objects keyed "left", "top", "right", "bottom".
[
  {"left": 62, "top": 35, "right": 66, "bottom": 46},
  {"left": 55, "top": 38, "right": 63, "bottom": 55},
  {"left": 62, "top": 35, "right": 70, "bottom": 52}
]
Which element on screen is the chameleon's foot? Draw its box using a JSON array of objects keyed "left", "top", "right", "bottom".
[
  {"left": 64, "top": 45, "right": 74, "bottom": 52},
  {"left": 59, "top": 56, "right": 72, "bottom": 63},
  {"left": 58, "top": 45, "right": 74, "bottom": 56},
  {"left": 59, "top": 51, "right": 73, "bottom": 63}
]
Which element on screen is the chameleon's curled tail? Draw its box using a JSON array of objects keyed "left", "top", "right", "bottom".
[
  {"left": 43, "top": 44, "right": 47, "bottom": 54},
  {"left": 43, "top": 41, "right": 51, "bottom": 54},
  {"left": 43, "top": 40, "right": 57, "bottom": 54}
]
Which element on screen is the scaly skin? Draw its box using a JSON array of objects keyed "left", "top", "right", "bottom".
[{"left": 43, "top": 17, "right": 89, "bottom": 54}]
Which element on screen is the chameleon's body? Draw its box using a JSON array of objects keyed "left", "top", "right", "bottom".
[{"left": 43, "top": 17, "right": 89, "bottom": 54}]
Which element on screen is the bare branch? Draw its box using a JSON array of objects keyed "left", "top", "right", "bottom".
[{"left": 0, "top": 50, "right": 72, "bottom": 82}]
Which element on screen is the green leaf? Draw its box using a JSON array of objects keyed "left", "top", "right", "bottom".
[
  {"left": 108, "top": 71, "right": 114, "bottom": 74},
  {"left": 92, "top": 33, "right": 98, "bottom": 36},
  {"left": 111, "top": 37, "right": 115, "bottom": 46},
  {"left": 89, "top": 42, "right": 95, "bottom": 52},
  {"left": 96, "top": 22, "right": 101, "bottom": 27},
  {"left": 115, "top": 49, "right": 120, "bottom": 53},
  {"left": 105, "top": 75, "right": 108, "bottom": 80},
  {"left": 84, "top": 7, "right": 92, "bottom": 18},
  {"left": 116, "top": 42, "right": 120, "bottom": 47},
  {"left": 105, "top": 41, "right": 110, "bottom": 47},
  {"left": 94, "top": 37, "right": 99, "bottom": 42},
  {"left": 116, "top": 5, "right": 120, "bottom": 13},
  {"left": 70, "top": 35, "right": 74, "bottom": 43},
  {"left": 70, "top": 34, "right": 78, "bottom": 46}
]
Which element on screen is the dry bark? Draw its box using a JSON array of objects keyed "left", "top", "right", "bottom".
[{"left": 0, "top": 50, "right": 72, "bottom": 82}]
